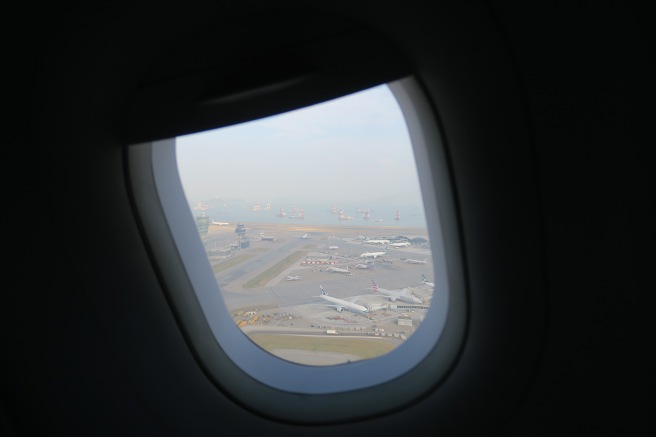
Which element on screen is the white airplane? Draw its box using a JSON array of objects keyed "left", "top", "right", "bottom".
[
  {"left": 210, "top": 220, "right": 230, "bottom": 226},
  {"left": 390, "top": 241, "right": 411, "bottom": 248},
  {"left": 354, "top": 263, "right": 374, "bottom": 269},
  {"left": 328, "top": 245, "right": 339, "bottom": 250},
  {"left": 422, "top": 274, "right": 435, "bottom": 288},
  {"left": 405, "top": 258, "right": 429, "bottom": 264},
  {"left": 325, "top": 266, "right": 353, "bottom": 275},
  {"left": 360, "top": 248, "right": 388, "bottom": 259},
  {"left": 317, "top": 285, "right": 368, "bottom": 315},
  {"left": 286, "top": 275, "right": 302, "bottom": 281},
  {"left": 366, "top": 239, "right": 390, "bottom": 245},
  {"left": 370, "top": 280, "right": 423, "bottom": 305},
  {"left": 299, "top": 234, "right": 309, "bottom": 239}
]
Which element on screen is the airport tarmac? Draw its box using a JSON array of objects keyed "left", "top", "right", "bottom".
[{"left": 200, "top": 222, "right": 437, "bottom": 363}]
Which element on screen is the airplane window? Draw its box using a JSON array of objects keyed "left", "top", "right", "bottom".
[
  {"left": 176, "top": 83, "right": 436, "bottom": 366},
  {"left": 128, "top": 76, "right": 464, "bottom": 420}
]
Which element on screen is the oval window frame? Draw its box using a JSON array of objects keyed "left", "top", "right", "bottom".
[{"left": 127, "top": 76, "right": 467, "bottom": 423}]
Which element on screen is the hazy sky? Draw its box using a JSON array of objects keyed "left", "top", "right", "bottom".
[{"left": 176, "top": 84, "right": 424, "bottom": 209}]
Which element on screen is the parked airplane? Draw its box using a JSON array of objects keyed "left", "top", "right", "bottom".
[
  {"left": 354, "top": 263, "right": 374, "bottom": 269},
  {"left": 286, "top": 275, "right": 301, "bottom": 281},
  {"left": 210, "top": 220, "right": 230, "bottom": 226},
  {"left": 360, "top": 248, "right": 388, "bottom": 259},
  {"left": 390, "top": 241, "right": 411, "bottom": 248},
  {"left": 365, "top": 238, "right": 390, "bottom": 245},
  {"left": 298, "top": 234, "right": 309, "bottom": 239},
  {"left": 328, "top": 245, "right": 339, "bottom": 250},
  {"left": 370, "top": 280, "right": 423, "bottom": 305},
  {"left": 317, "top": 285, "right": 369, "bottom": 315},
  {"left": 421, "top": 274, "right": 435, "bottom": 288},
  {"left": 405, "top": 258, "right": 428, "bottom": 264},
  {"left": 325, "top": 266, "right": 353, "bottom": 275}
]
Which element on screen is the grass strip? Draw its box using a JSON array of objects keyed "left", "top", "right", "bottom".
[
  {"left": 210, "top": 248, "right": 268, "bottom": 274},
  {"left": 242, "top": 250, "right": 308, "bottom": 289},
  {"left": 247, "top": 333, "right": 396, "bottom": 360}
]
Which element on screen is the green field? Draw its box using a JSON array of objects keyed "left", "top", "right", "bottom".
[
  {"left": 212, "top": 249, "right": 267, "bottom": 274},
  {"left": 242, "top": 250, "right": 308, "bottom": 288},
  {"left": 247, "top": 333, "right": 396, "bottom": 360}
]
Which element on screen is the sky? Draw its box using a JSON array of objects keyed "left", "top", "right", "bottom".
[{"left": 175, "top": 84, "right": 425, "bottom": 217}]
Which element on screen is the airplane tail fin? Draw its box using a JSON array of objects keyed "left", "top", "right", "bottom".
[
  {"left": 320, "top": 285, "right": 326, "bottom": 295},
  {"left": 422, "top": 274, "right": 427, "bottom": 282},
  {"left": 371, "top": 279, "right": 379, "bottom": 292}
]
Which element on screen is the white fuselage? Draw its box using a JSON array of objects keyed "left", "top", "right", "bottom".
[
  {"left": 326, "top": 267, "right": 352, "bottom": 275},
  {"left": 319, "top": 288, "right": 368, "bottom": 314},
  {"left": 355, "top": 264, "right": 373, "bottom": 269},
  {"left": 360, "top": 251, "right": 386, "bottom": 259},
  {"left": 366, "top": 239, "right": 390, "bottom": 245},
  {"left": 421, "top": 275, "right": 435, "bottom": 288},
  {"left": 405, "top": 258, "right": 428, "bottom": 264},
  {"left": 372, "top": 281, "right": 423, "bottom": 304}
]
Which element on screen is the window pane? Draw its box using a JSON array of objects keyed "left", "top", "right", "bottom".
[{"left": 176, "top": 84, "right": 435, "bottom": 366}]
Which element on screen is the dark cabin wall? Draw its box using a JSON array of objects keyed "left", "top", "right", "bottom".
[
  {"left": 3, "top": 1, "right": 653, "bottom": 435},
  {"left": 487, "top": 2, "right": 654, "bottom": 434}
]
